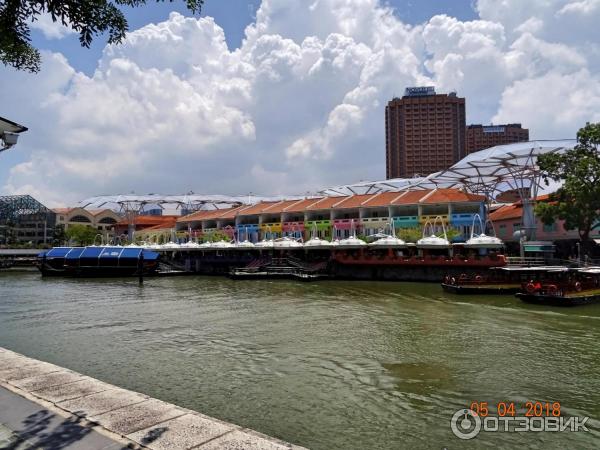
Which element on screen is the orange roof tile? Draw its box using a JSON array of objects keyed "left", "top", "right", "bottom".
[
  {"left": 360, "top": 192, "right": 401, "bottom": 207},
  {"left": 141, "top": 223, "right": 174, "bottom": 231},
  {"left": 216, "top": 205, "right": 247, "bottom": 220},
  {"left": 305, "top": 196, "right": 348, "bottom": 210},
  {"left": 420, "top": 189, "right": 485, "bottom": 204},
  {"left": 116, "top": 215, "right": 178, "bottom": 226},
  {"left": 390, "top": 190, "right": 431, "bottom": 205},
  {"left": 177, "top": 206, "right": 244, "bottom": 223},
  {"left": 489, "top": 204, "right": 522, "bottom": 221},
  {"left": 282, "top": 197, "right": 324, "bottom": 212},
  {"left": 331, "top": 194, "right": 375, "bottom": 209},
  {"left": 260, "top": 199, "right": 304, "bottom": 214},
  {"left": 176, "top": 209, "right": 216, "bottom": 223},
  {"left": 234, "top": 201, "right": 282, "bottom": 216}
]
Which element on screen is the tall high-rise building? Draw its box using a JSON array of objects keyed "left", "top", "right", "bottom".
[
  {"left": 466, "top": 124, "right": 529, "bottom": 154},
  {"left": 385, "top": 87, "right": 466, "bottom": 179}
]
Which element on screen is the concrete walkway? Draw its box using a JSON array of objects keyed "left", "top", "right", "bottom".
[
  {"left": 0, "top": 347, "right": 306, "bottom": 450},
  {"left": 0, "top": 386, "right": 127, "bottom": 449}
]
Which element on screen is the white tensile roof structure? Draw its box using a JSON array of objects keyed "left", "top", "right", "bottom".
[
  {"left": 319, "top": 140, "right": 577, "bottom": 199},
  {"left": 319, "top": 140, "right": 578, "bottom": 243},
  {"left": 78, "top": 193, "right": 307, "bottom": 212},
  {"left": 420, "top": 139, "right": 577, "bottom": 200}
]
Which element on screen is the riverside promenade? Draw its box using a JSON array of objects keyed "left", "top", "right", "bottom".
[{"left": 0, "top": 347, "right": 306, "bottom": 449}]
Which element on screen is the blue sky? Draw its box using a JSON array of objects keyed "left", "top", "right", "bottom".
[
  {"left": 29, "top": 0, "right": 477, "bottom": 76},
  {"left": 2, "top": 0, "right": 598, "bottom": 205}
]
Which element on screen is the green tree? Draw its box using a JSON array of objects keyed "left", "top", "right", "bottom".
[
  {"left": 396, "top": 227, "right": 422, "bottom": 243},
  {"left": 65, "top": 224, "right": 97, "bottom": 245},
  {"left": 536, "top": 122, "right": 600, "bottom": 256},
  {"left": 1, "top": 0, "right": 204, "bottom": 72},
  {"left": 53, "top": 224, "right": 66, "bottom": 246}
]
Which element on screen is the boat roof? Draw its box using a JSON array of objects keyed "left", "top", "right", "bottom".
[{"left": 494, "top": 266, "right": 569, "bottom": 272}]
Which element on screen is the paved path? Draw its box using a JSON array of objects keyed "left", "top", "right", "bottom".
[
  {"left": 0, "top": 386, "right": 127, "bottom": 449},
  {"left": 0, "top": 347, "right": 307, "bottom": 450}
]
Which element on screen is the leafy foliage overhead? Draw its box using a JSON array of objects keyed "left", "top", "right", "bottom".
[
  {"left": 536, "top": 122, "right": 600, "bottom": 251},
  {"left": 0, "top": 0, "right": 204, "bottom": 72}
]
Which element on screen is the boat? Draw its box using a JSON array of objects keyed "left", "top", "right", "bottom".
[
  {"left": 442, "top": 266, "right": 568, "bottom": 294},
  {"left": 516, "top": 267, "right": 600, "bottom": 306},
  {"left": 38, "top": 246, "right": 160, "bottom": 277}
]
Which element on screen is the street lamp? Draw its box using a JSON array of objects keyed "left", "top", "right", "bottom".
[{"left": 0, "top": 116, "right": 28, "bottom": 154}]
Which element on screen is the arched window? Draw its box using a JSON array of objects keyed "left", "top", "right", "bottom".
[
  {"left": 99, "top": 217, "right": 117, "bottom": 224},
  {"left": 70, "top": 215, "right": 91, "bottom": 223}
]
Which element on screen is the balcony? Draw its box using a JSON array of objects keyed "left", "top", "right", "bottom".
[
  {"left": 260, "top": 222, "right": 282, "bottom": 232},
  {"left": 333, "top": 219, "right": 361, "bottom": 230},
  {"left": 282, "top": 221, "right": 305, "bottom": 232},
  {"left": 361, "top": 217, "right": 390, "bottom": 229},
  {"left": 305, "top": 220, "right": 332, "bottom": 231},
  {"left": 450, "top": 213, "right": 478, "bottom": 226},
  {"left": 235, "top": 224, "right": 259, "bottom": 232},
  {"left": 419, "top": 214, "right": 449, "bottom": 224},
  {"left": 392, "top": 216, "right": 419, "bottom": 228}
]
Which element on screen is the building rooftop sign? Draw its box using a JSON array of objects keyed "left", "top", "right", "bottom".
[
  {"left": 483, "top": 126, "right": 506, "bottom": 133},
  {"left": 404, "top": 86, "right": 436, "bottom": 97}
]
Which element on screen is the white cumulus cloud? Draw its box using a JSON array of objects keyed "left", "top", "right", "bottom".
[
  {"left": 1, "top": 0, "right": 600, "bottom": 207},
  {"left": 30, "top": 13, "right": 76, "bottom": 40}
]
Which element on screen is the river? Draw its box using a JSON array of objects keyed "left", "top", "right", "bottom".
[{"left": 1, "top": 271, "right": 599, "bottom": 449}]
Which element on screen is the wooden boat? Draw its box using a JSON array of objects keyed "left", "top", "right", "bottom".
[
  {"left": 515, "top": 267, "right": 600, "bottom": 306},
  {"left": 441, "top": 266, "right": 569, "bottom": 295},
  {"left": 38, "top": 246, "right": 160, "bottom": 277}
]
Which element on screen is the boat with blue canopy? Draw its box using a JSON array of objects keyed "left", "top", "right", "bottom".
[{"left": 38, "top": 246, "right": 160, "bottom": 277}]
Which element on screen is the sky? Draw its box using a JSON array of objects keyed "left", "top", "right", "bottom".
[{"left": 1, "top": 0, "right": 599, "bottom": 207}]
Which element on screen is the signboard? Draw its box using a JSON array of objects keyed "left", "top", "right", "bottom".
[
  {"left": 404, "top": 86, "right": 435, "bottom": 97},
  {"left": 483, "top": 126, "right": 506, "bottom": 133}
]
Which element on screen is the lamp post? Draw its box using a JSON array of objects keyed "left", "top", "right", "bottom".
[{"left": 576, "top": 242, "right": 581, "bottom": 266}]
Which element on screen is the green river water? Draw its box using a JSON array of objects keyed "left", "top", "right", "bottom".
[{"left": 1, "top": 271, "right": 599, "bottom": 449}]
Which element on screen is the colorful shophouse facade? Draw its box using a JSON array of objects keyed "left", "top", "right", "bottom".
[{"left": 176, "top": 188, "right": 486, "bottom": 243}]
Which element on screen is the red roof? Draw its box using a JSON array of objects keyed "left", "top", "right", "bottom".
[
  {"left": 260, "top": 199, "right": 306, "bottom": 214},
  {"left": 283, "top": 198, "right": 324, "bottom": 212},
  {"left": 116, "top": 215, "right": 178, "bottom": 227},
  {"left": 234, "top": 201, "right": 282, "bottom": 216},
  {"left": 390, "top": 190, "right": 431, "bottom": 205},
  {"left": 420, "top": 189, "right": 485, "bottom": 204},
  {"left": 331, "top": 194, "right": 374, "bottom": 209},
  {"left": 305, "top": 196, "right": 348, "bottom": 210},
  {"left": 360, "top": 192, "right": 403, "bottom": 207},
  {"left": 489, "top": 204, "right": 522, "bottom": 221},
  {"left": 176, "top": 206, "right": 243, "bottom": 223}
]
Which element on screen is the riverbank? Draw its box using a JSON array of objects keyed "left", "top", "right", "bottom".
[{"left": 0, "top": 347, "right": 306, "bottom": 449}]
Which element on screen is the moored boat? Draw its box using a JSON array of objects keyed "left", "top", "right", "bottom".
[
  {"left": 441, "top": 266, "right": 568, "bottom": 295},
  {"left": 516, "top": 267, "right": 600, "bottom": 306},
  {"left": 38, "top": 246, "right": 160, "bottom": 277}
]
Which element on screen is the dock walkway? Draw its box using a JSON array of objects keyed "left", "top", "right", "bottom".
[{"left": 0, "top": 347, "right": 306, "bottom": 449}]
